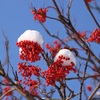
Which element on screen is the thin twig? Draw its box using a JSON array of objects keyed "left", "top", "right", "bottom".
[
  {"left": 2, "top": 32, "right": 10, "bottom": 75},
  {"left": 84, "top": 0, "right": 100, "bottom": 28},
  {"left": 0, "top": 88, "right": 15, "bottom": 100},
  {"left": 65, "top": 74, "right": 100, "bottom": 81},
  {"left": 79, "top": 51, "right": 90, "bottom": 100}
]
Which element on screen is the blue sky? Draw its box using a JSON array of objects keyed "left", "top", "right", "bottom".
[{"left": 0, "top": 0, "right": 100, "bottom": 100}]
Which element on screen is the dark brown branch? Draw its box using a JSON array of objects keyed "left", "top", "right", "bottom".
[
  {"left": 55, "top": 84, "right": 63, "bottom": 99},
  {"left": 79, "top": 52, "right": 90, "bottom": 100},
  {"left": 65, "top": 74, "right": 100, "bottom": 81},
  {"left": 84, "top": 0, "right": 100, "bottom": 28}
]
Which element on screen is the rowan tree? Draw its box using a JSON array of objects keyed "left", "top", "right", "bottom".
[{"left": 0, "top": 0, "right": 100, "bottom": 100}]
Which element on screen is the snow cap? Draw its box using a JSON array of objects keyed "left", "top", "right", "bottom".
[
  {"left": 18, "top": 30, "right": 44, "bottom": 47},
  {"left": 96, "top": 91, "right": 100, "bottom": 96},
  {"left": 54, "top": 49, "right": 76, "bottom": 66}
]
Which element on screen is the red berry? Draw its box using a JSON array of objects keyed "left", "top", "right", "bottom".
[{"left": 87, "top": 85, "right": 92, "bottom": 91}]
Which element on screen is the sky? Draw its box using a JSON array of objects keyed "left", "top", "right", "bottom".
[{"left": 0, "top": 0, "right": 100, "bottom": 100}]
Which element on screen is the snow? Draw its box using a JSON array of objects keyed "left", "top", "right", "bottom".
[
  {"left": 54, "top": 49, "right": 76, "bottom": 66},
  {"left": 96, "top": 91, "right": 100, "bottom": 96},
  {"left": 18, "top": 30, "right": 44, "bottom": 47},
  {"left": 19, "top": 48, "right": 22, "bottom": 54}
]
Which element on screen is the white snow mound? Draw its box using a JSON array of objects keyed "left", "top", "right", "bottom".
[
  {"left": 18, "top": 30, "right": 44, "bottom": 47},
  {"left": 54, "top": 49, "right": 76, "bottom": 66},
  {"left": 96, "top": 91, "right": 100, "bottom": 96}
]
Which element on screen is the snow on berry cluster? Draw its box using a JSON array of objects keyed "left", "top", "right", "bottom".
[
  {"left": 16, "top": 30, "right": 44, "bottom": 62},
  {"left": 54, "top": 49, "right": 76, "bottom": 66},
  {"left": 42, "top": 49, "right": 76, "bottom": 86},
  {"left": 16, "top": 30, "right": 44, "bottom": 95}
]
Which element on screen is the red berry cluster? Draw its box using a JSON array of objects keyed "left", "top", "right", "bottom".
[
  {"left": 46, "top": 40, "right": 61, "bottom": 57},
  {"left": 16, "top": 40, "right": 44, "bottom": 62},
  {"left": 31, "top": 8, "right": 48, "bottom": 23},
  {"left": 18, "top": 62, "right": 40, "bottom": 95},
  {"left": 28, "top": 80, "right": 39, "bottom": 96},
  {"left": 18, "top": 62, "right": 41, "bottom": 84},
  {"left": 78, "top": 31, "right": 86, "bottom": 38},
  {"left": 42, "top": 55, "right": 76, "bottom": 86},
  {"left": 3, "top": 86, "right": 12, "bottom": 96},
  {"left": 18, "top": 62, "right": 41, "bottom": 77},
  {"left": 3, "top": 78, "right": 10, "bottom": 84},
  {"left": 18, "top": 79, "right": 39, "bottom": 96},
  {"left": 86, "top": 28, "right": 100, "bottom": 43},
  {"left": 3, "top": 78, "right": 12, "bottom": 99},
  {"left": 16, "top": 40, "right": 43, "bottom": 96}
]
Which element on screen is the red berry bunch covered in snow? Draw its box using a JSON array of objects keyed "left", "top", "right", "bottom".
[
  {"left": 16, "top": 30, "right": 44, "bottom": 62},
  {"left": 42, "top": 49, "right": 76, "bottom": 86},
  {"left": 54, "top": 49, "right": 76, "bottom": 66},
  {"left": 16, "top": 30, "right": 44, "bottom": 95}
]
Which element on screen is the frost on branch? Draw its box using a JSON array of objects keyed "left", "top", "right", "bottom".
[{"left": 16, "top": 30, "right": 44, "bottom": 62}]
